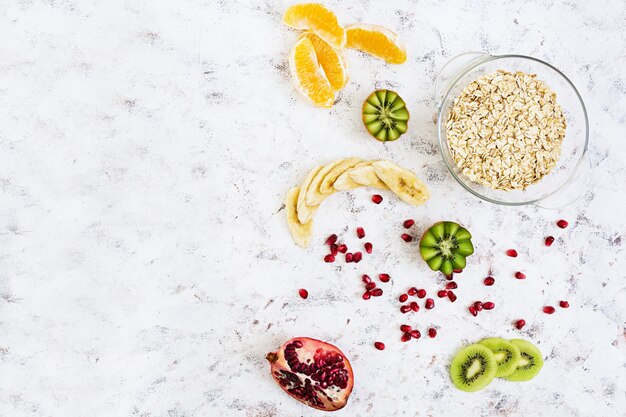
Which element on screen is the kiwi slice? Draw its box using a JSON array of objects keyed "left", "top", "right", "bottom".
[
  {"left": 362, "top": 89, "right": 409, "bottom": 141},
  {"left": 504, "top": 339, "right": 544, "bottom": 382},
  {"left": 419, "top": 221, "right": 474, "bottom": 276},
  {"left": 449, "top": 344, "right": 497, "bottom": 392},
  {"left": 479, "top": 338, "right": 522, "bottom": 378}
]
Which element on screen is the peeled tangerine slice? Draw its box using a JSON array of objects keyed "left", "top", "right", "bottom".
[
  {"left": 346, "top": 23, "right": 407, "bottom": 64},
  {"left": 289, "top": 37, "right": 335, "bottom": 108},
  {"left": 283, "top": 3, "right": 346, "bottom": 49},
  {"left": 362, "top": 90, "right": 410, "bottom": 141},
  {"left": 419, "top": 221, "right": 474, "bottom": 276},
  {"left": 299, "top": 32, "right": 349, "bottom": 91}
]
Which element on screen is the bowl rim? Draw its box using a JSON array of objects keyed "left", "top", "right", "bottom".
[{"left": 436, "top": 54, "right": 590, "bottom": 206}]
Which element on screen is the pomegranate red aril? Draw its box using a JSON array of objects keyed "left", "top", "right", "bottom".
[
  {"left": 410, "top": 330, "right": 421, "bottom": 339},
  {"left": 365, "top": 282, "right": 376, "bottom": 291},
  {"left": 400, "top": 324, "right": 412, "bottom": 332},
  {"left": 468, "top": 306, "right": 477, "bottom": 317},
  {"left": 337, "top": 244, "right": 347, "bottom": 253},
  {"left": 407, "top": 287, "right": 418, "bottom": 296},
  {"left": 345, "top": 253, "right": 353, "bottom": 263},
  {"left": 484, "top": 276, "right": 495, "bottom": 286},
  {"left": 330, "top": 244, "right": 338, "bottom": 255},
  {"left": 325, "top": 234, "right": 338, "bottom": 245},
  {"left": 353, "top": 252, "right": 363, "bottom": 263},
  {"left": 371, "top": 194, "right": 383, "bottom": 204},
  {"left": 356, "top": 227, "right": 365, "bottom": 239},
  {"left": 364, "top": 242, "right": 373, "bottom": 254},
  {"left": 403, "top": 219, "right": 415, "bottom": 228},
  {"left": 299, "top": 289, "right": 308, "bottom": 299},
  {"left": 362, "top": 291, "right": 371, "bottom": 300},
  {"left": 398, "top": 293, "right": 408, "bottom": 303},
  {"left": 483, "top": 301, "right": 495, "bottom": 310},
  {"left": 446, "top": 282, "right": 458, "bottom": 289},
  {"left": 447, "top": 290, "right": 457, "bottom": 302},
  {"left": 401, "top": 233, "right": 413, "bottom": 242},
  {"left": 557, "top": 219, "right": 568, "bottom": 229},
  {"left": 473, "top": 301, "right": 483, "bottom": 311},
  {"left": 425, "top": 298, "right": 434, "bottom": 309},
  {"left": 400, "top": 305, "right": 411, "bottom": 314},
  {"left": 506, "top": 249, "right": 518, "bottom": 257},
  {"left": 515, "top": 319, "right": 526, "bottom": 330},
  {"left": 543, "top": 306, "right": 556, "bottom": 314},
  {"left": 324, "top": 254, "right": 335, "bottom": 263},
  {"left": 401, "top": 332, "right": 411, "bottom": 342},
  {"left": 378, "top": 273, "right": 390, "bottom": 283},
  {"left": 428, "top": 328, "right": 437, "bottom": 338},
  {"left": 437, "top": 290, "right": 448, "bottom": 298},
  {"left": 370, "top": 288, "right": 383, "bottom": 297},
  {"left": 515, "top": 271, "right": 526, "bottom": 280},
  {"left": 545, "top": 236, "right": 555, "bottom": 247},
  {"left": 410, "top": 301, "right": 419, "bottom": 312},
  {"left": 417, "top": 289, "right": 426, "bottom": 298},
  {"left": 374, "top": 342, "right": 385, "bottom": 351},
  {"left": 453, "top": 269, "right": 463, "bottom": 274},
  {"left": 361, "top": 274, "right": 372, "bottom": 284},
  {"left": 445, "top": 273, "right": 454, "bottom": 280},
  {"left": 559, "top": 300, "right": 570, "bottom": 308}
]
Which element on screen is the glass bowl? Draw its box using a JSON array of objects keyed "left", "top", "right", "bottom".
[{"left": 435, "top": 52, "right": 590, "bottom": 208}]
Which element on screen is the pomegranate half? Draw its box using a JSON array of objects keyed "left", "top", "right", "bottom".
[{"left": 266, "top": 337, "right": 354, "bottom": 411}]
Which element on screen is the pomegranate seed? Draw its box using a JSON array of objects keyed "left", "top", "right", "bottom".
[
  {"left": 417, "top": 289, "right": 427, "bottom": 298},
  {"left": 453, "top": 269, "right": 463, "bottom": 273},
  {"left": 410, "top": 330, "right": 421, "bottom": 339},
  {"left": 557, "top": 219, "right": 568, "bottom": 229},
  {"left": 364, "top": 242, "right": 373, "bottom": 254},
  {"left": 398, "top": 293, "right": 408, "bottom": 303},
  {"left": 428, "top": 328, "right": 437, "bottom": 338},
  {"left": 446, "top": 282, "right": 458, "bottom": 289},
  {"left": 445, "top": 273, "right": 454, "bottom": 280},
  {"left": 401, "top": 233, "right": 413, "bottom": 242},
  {"left": 559, "top": 300, "right": 570, "bottom": 308},
  {"left": 345, "top": 253, "right": 353, "bottom": 263},
  {"left": 506, "top": 249, "right": 518, "bottom": 257},
  {"left": 337, "top": 244, "right": 347, "bottom": 253},
  {"left": 374, "top": 341, "right": 385, "bottom": 350},
  {"left": 365, "top": 282, "right": 376, "bottom": 291},
  {"left": 545, "top": 236, "right": 555, "bottom": 247},
  {"left": 362, "top": 274, "right": 372, "bottom": 284},
  {"left": 484, "top": 276, "right": 495, "bottom": 286},
  {"left": 403, "top": 219, "right": 415, "bottom": 228},
  {"left": 410, "top": 301, "right": 419, "bottom": 312},
  {"left": 483, "top": 302, "right": 495, "bottom": 310},
  {"left": 400, "top": 324, "right": 412, "bottom": 332},
  {"left": 447, "top": 291, "right": 457, "bottom": 302},
  {"left": 371, "top": 288, "right": 383, "bottom": 297},
  {"left": 362, "top": 291, "right": 371, "bottom": 300},
  {"left": 353, "top": 252, "right": 363, "bottom": 263},
  {"left": 324, "top": 254, "right": 335, "bottom": 263},
  {"left": 515, "top": 271, "right": 526, "bottom": 279},
  {"left": 473, "top": 301, "right": 483, "bottom": 311},
  {"left": 543, "top": 306, "right": 555, "bottom": 314},
  {"left": 378, "top": 273, "right": 390, "bottom": 283},
  {"left": 425, "top": 298, "right": 434, "bottom": 309},
  {"left": 437, "top": 290, "right": 448, "bottom": 298},
  {"left": 298, "top": 289, "right": 308, "bottom": 299},
  {"left": 401, "top": 332, "right": 411, "bottom": 342},
  {"left": 325, "top": 234, "right": 338, "bottom": 245},
  {"left": 356, "top": 227, "right": 365, "bottom": 239},
  {"left": 515, "top": 319, "right": 526, "bottom": 330},
  {"left": 400, "top": 305, "right": 411, "bottom": 314},
  {"left": 407, "top": 287, "right": 418, "bottom": 296},
  {"left": 371, "top": 194, "right": 383, "bottom": 204},
  {"left": 468, "top": 306, "right": 477, "bottom": 317},
  {"left": 329, "top": 244, "right": 338, "bottom": 255}
]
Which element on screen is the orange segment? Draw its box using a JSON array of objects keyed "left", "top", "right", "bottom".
[
  {"left": 298, "top": 31, "right": 348, "bottom": 91},
  {"left": 289, "top": 37, "right": 335, "bottom": 108},
  {"left": 346, "top": 24, "right": 407, "bottom": 64},
  {"left": 283, "top": 3, "right": 346, "bottom": 49}
]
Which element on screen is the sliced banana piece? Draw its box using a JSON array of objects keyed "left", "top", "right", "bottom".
[
  {"left": 305, "top": 159, "right": 344, "bottom": 206},
  {"left": 285, "top": 186, "right": 313, "bottom": 248},
  {"left": 319, "top": 158, "right": 362, "bottom": 194},
  {"left": 349, "top": 165, "right": 388, "bottom": 189},
  {"left": 372, "top": 160, "right": 430, "bottom": 206},
  {"left": 333, "top": 160, "right": 371, "bottom": 191},
  {"left": 297, "top": 165, "right": 324, "bottom": 224}
]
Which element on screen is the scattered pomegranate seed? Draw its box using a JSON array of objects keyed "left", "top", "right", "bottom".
[
  {"left": 410, "top": 301, "right": 419, "bottom": 312},
  {"left": 410, "top": 330, "right": 421, "bottom": 339},
  {"left": 353, "top": 252, "right": 363, "bottom": 263},
  {"left": 362, "top": 291, "right": 371, "bottom": 300},
  {"left": 401, "top": 332, "right": 411, "bottom": 342},
  {"left": 468, "top": 306, "right": 478, "bottom": 317},
  {"left": 557, "top": 219, "right": 568, "bottom": 229},
  {"left": 453, "top": 269, "right": 463, "bottom": 273},
  {"left": 484, "top": 276, "right": 495, "bottom": 286},
  {"left": 329, "top": 244, "right": 339, "bottom": 256},
  {"left": 298, "top": 289, "right": 308, "bottom": 299},
  {"left": 365, "top": 282, "right": 376, "bottom": 291},
  {"left": 428, "top": 328, "right": 437, "bottom": 338},
  {"left": 407, "top": 287, "right": 418, "bottom": 296},
  {"left": 447, "top": 291, "right": 457, "bottom": 302},
  {"left": 445, "top": 273, "right": 454, "bottom": 280},
  {"left": 371, "top": 288, "right": 383, "bottom": 297},
  {"left": 543, "top": 306, "right": 555, "bottom": 314},
  {"left": 417, "top": 289, "right": 427, "bottom": 299},
  {"left": 378, "top": 273, "right": 390, "bottom": 283},
  {"left": 374, "top": 341, "right": 385, "bottom": 350},
  {"left": 371, "top": 194, "right": 383, "bottom": 204},
  {"left": 437, "top": 290, "right": 448, "bottom": 298},
  {"left": 403, "top": 219, "right": 415, "bottom": 228},
  {"left": 345, "top": 253, "right": 353, "bottom": 263},
  {"left": 545, "top": 236, "right": 555, "bottom": 247},
  {"left": 483, "top": 302, "right": 495, "bottom": 310},
  {"left": 324, "top": 254, "right": 335, "bottom": 263},
  {"left": 356, "top": 227, "right": 365, "bottom": 239},
  {"left": 364, "top": 242, "right": 373, "bottom": 254},
  {"left": 515, "top": 319, "right": 526, "bottom": 330},
  {"left": 400, "top": 305, "right": 411, "bottom": 314},
  {"left": 401, "top": 233, "right": 413, "bottom": 242},
  {"left": 506, "top": 249, "right": 518, "bottom": 257},
  {"left": 337, "top": 244, "right": 347, "bottom": 253},
  {"left": 446, "top": 282, "right": 458, "bottom": 289},
  {"left": 398, "top": 293, "right": 408, "bottom": 303},
  {"left": 400, "top": 324, "right": 412, "bottom": 332},
  {"left": 559, "top": 300, "right": 570, "bottom": 308},
  {"left": 325, "top": 234, "right": 338, "bottom": 245},
  {"left": 473, "top": 301, "right": 483, "bottom": 311},
  {"left": 425, "top": 298, "right": 435, "bottom": 309},
  {"left": 515, "top": 271, "right": 526, "bottom": 279},
  {"left": 362, "top": 274, "right": 372, "bottom": 284}
]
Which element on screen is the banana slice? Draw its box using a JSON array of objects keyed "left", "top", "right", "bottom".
[
  {"left": 319, "top": 158, "right": 362, "bottom": 194},
  {"left": 372, "top": 160, "right": 430, "bottom": 206},
  {"left": 333, "top": 161, "right": 371, "bottom": 191},
  {"left": 297, "top": 165, "right": 324, "bottom": 224},
  {"left": 285, "top": 186, "right": 313, "bottom": 248},
  {"left": 305, "top": 159, "right": 344, "bottom": 206},
  {"left": 349, "top": 165, "right": 388, "bottom": 189}
]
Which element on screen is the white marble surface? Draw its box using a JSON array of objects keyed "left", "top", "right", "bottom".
[{"left": 1, "top": 0, "right": 625, "bottom": 416}]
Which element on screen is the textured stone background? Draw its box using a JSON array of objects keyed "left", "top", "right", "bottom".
[{"left": 1, "top": 0, "right": 625, "bottom": 416}]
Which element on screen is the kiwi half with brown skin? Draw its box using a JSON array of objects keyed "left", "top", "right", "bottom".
[
  {"left": 449, "top": 344, "right": 498, "bottom": 392},
  {"left": 362, "top": 90, "right": 409, "bottom": 141},
  {"left": 420, "top": 221, "right": 474, "bottom": 276}
]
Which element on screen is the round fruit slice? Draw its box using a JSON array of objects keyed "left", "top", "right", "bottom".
[
  {"left": 289, "top": 37, "right": 335, "bottom": 108},
  {"left": 362, "top": 90, "right": 409, "bottom": 141},
  {"left": 479, "top": 337, "right": 522, "bottom": 378},
  {"left": 299, "top": 32, "right": 348, "bottom": 91},
  {"left": 504, "top": 339, "right": 544, "bottom": 382},
  {"left": 346, "top": 23, "right": 406, "bottom": 64},
  {"left": 450, "top": 344, "right": 497, "bottom": 392},
  {"left": 283, "top": 3, "right": 346, "bottom": 49},
  {"left": 420, "top": 221, "right": 474, "bottom": 276}
]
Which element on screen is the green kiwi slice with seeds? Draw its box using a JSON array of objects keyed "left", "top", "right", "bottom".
[
  {"left": 504, "top": 339, "right": 544, "bottom": 382},
  {"left": 479, "top": 338, "right": 522, "bottom": 378},
  {"left": 420, "top": 221, "right": 474, "bottom": 276},
  {"left": 362, "top": 89, "right": 409, "bottom": 142},
  {"left": 449, "top": 344, "right": 497, "bottom": 392}
]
